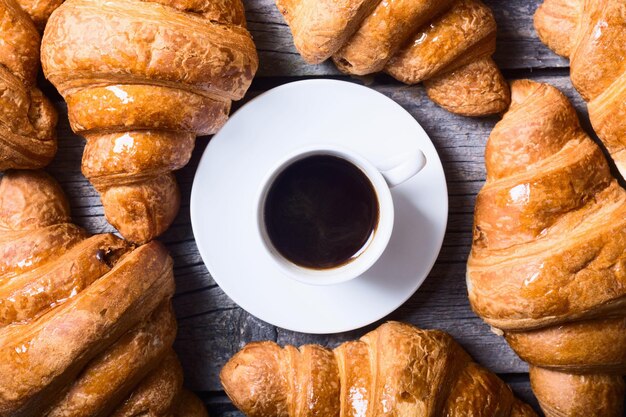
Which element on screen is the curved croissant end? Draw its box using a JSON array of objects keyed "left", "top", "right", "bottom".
[
  {"left": 277, "top": 0, "right": 510, "bottom": 116},
  {"left": 174, "top": 389, "right": 210, "bottom": 417},
  {"left": 535, "top": 0, "right": 626, "bottom": 177},
  {"left": 221, "top": 321, "right": 537, "bottom": 417},
  {"left": 0, "top": 171, "right": 207, "bottom": 416},
  {"left": 468, "top": 80, "right": 626, "bottom": 417},
  {"left": 41, "top": 0, "right": 259, "bottom": 243},
  {"left": 0, "top": 0, "right": 58, "bottom": 171},
  {"left": 14, "top": 0, "right": 64, "bottom": 30},
  {"left": 0, "top": 170, "right": 69, "bottom": 229}
]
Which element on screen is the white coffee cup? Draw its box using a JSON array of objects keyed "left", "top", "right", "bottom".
[{"left": 256, "top": 144, "right": 426, "bottom": 286}]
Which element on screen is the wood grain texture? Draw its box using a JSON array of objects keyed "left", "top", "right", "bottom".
[{"left": 38, "top": 0, "right": 621, "bottom": 415}]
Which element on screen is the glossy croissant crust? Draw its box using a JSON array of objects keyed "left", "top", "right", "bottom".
[
  {"left": 535, "top": 0, "right": 626, "bottom": 177},
  {"left": 276, "top": 0, "right": 510, "bottom": 116},
  {"left": 221, "top": 321, "right": 537, "bottom": 417},
  {"left": 0, "top": 170, "right": 207, "bottom": 417},
  {"left": 15, "top": 0, "right": 63, "bottom": 29},
  {"left": 468, "top": 80, "right": 626, "bottom": 417},
  {"left": 41, "top": 0, "right": 258, "bottom": 243},
  {"left": 0, "top": 0, "right": 58, "bottom": 171}
]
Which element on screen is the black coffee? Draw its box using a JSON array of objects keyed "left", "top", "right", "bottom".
[{"left": 264, "top": 155, "right": 379, "bottom": 269}]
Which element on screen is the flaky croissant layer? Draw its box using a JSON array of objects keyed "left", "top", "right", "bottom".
[
  {"left": 41, "top": 0, "right": 258, "bottom": 243},
  {"left": 221, "top": 321, "right": 537, "bottom": 417},
  {"left": 535, "top": 0, "right": 626, "bottom": 178},
  {"left": 276, "top": 0, "right": 510, "bottom": 116},
  {"left": 468, "top": 80, "right": 626, "bottom": 417},
  {"left": 0, "top": 0, "right": 58, "bottom": 171},
  {"left": 0, "top": 170, "right": 207, "bottom": 417}
]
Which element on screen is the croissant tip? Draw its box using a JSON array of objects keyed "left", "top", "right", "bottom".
[{"left": 0, "top": 170, "right": 72, "bottom": 229}]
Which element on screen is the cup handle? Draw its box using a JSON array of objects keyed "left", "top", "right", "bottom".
[{"left": 377, "top": 149, "right": 427, "bottom": 188}]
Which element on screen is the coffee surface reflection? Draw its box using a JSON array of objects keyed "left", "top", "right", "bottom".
[{"left": 264, "top": 155, "right": 379, "bottom": 270}]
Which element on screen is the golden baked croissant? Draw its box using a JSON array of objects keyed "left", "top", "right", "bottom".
[
  {"left": 535, "top": 0, "right": 626, "bottom": 177},
  {"left": 15, "top": 0, "right": 63, "bottom": 30},
  {"left": 468, "top": 80, "right": 626, "bottom": 417},
  {"left": 0, "top": 170, "right": 208, "bottom": 417},
  {"left": 40, "top": 0, "right": 259, "bottom": 244},
  {"left": 276, "top": 0, "right": 510, "bottom": 116},
  {"left": 221, "top": 321, "right": 537, "bottom": 417},
  {"left": 0, "top": 0, "right": 58, "bottom": 171}
]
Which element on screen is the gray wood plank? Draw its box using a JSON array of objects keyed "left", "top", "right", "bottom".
[
  {"left": 244, "top": 0, "right": 569, "bottom": 77},
  {"left": 44, "top": 73, "right": 591, "bottom": 416}
]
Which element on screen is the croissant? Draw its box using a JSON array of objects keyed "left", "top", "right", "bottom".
[
  {"left": 467, "top": 80, "right": 626, "bottom": 417},
  {"left": 0, "top": 170, "right": 207, "bottom": 417},
  {"left": 15, "top": 0, "right": 63, "bottom": 30},
  {"left": 534, "top": 0, "right": 626, "bottom": 177},
  {"left": 40, "top": 0, "right": 258, "bottom": 244},
  {"left": 276, "top": 0, "right": 510, "bottom": 116},
  {"left": 221, "top": 321, "right": 537, "bottom": 417},
  {"left": 0, "top": 0, "right": 58, "bottom": 171}
]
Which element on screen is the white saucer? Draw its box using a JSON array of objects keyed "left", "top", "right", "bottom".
[{"left": 190, "top": 80, "right": 448, "bottom": 334}]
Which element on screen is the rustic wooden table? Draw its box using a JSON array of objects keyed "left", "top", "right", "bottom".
[{"left": 44, "top": 1, "right": 597, "bottom": 415}]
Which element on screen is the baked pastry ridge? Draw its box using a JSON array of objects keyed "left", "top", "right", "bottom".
[
  {"left": 468, "top": 80, "right": 626, "bottom": 417},
  {"left": 41, "top": 0, "right": 259, "bottom": 243},
  {"left": 276, "top": 0, "right": 510, "bottom": 116},
  {"left": 0, "top": 170, "right": 208, "bottom": 417},
  {"left": 221, "top": 321, "right": 538, "bottom": 417},
  {"left": 15, "top": 0, "right": 64, "bottom": 29},
  {"left": 0, "top": 0, "right": 58, "bottom": 171},
  {"left": 535, "top": 0, "right": 626, "bottom": 177}
]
